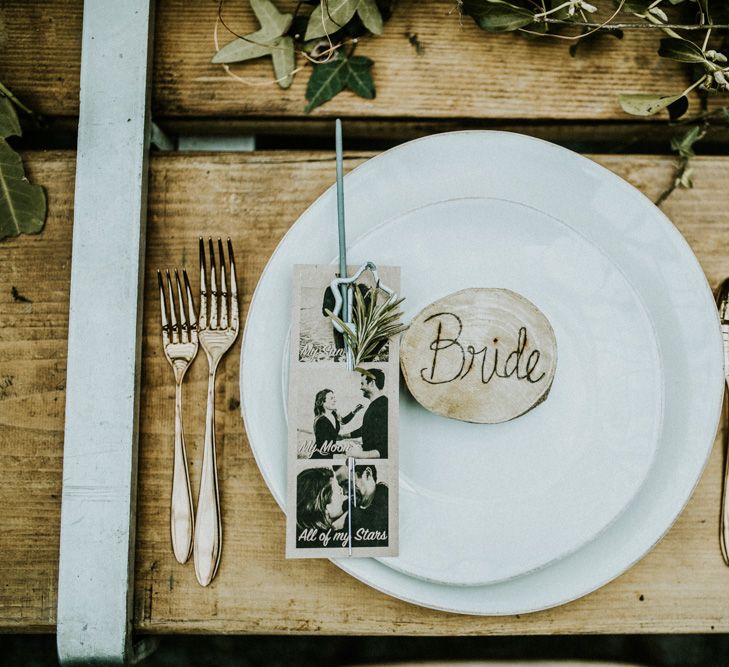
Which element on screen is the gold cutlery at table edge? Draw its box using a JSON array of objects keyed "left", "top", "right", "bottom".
[
  {"left": 157, "top": 238, "right": 239, "bottom": 586},
  {"left": 158, "top": 268, "right": 198, "bottom": 565},
  {"left": 716, "top": 278, "right": 729, "bottom": 566}
]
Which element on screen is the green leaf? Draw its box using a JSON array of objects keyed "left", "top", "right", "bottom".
[
  {"left": 271, "top": 36, "right": 295, "bottom": 88},
  {"left": 670, "top": 125, "right": 702, "bottom": 159},
  {"left": 345, "top": 56, "right": 375, "bottom": 98},
  {"left": 0, "top": 96, "right": 22, "bottom": 139},
  {"left": 0, "top": 139, "right": 46, "bottom": 241},
  {"left": 212, "top": 31, "right": 279, "bottom": 64},
  {"left": 305, "top": 0, "right": 359, "bottom": 40},
  {"left": 666, "top": 95, "right": 689, "bottom": 121},
  {"left": 211, "top": 0, "right": 295, "bottom": 89},
  {"left": 304, "top": 54, "right": 375, "bottom": 112},
  {"left": 250, "top": 0, "right": 293, "bottom": 36},
  {"left": 677, "top": 166, "right": 694, "bottom": 189},
  {"left": 357, "top": 0, "right": 384, "bottom": 35},
  {"left": 658, "top": 38, "right": 707, "bottom": 64},
  {"left": 213, "top": 0, "right": 293, "bottom": 62},
  {"left": 619, "top": 92, "right": 688, "bottom": 117},
  {"left": 462, "top": 0, "right": 535, "bottom": 32},
  {"left": 305, "top": 57, "right": 350, "bottom": 112}
]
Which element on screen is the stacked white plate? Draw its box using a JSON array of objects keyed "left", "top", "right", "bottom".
[{"left": 240, "top": 132, "right": 723, "bottom": 614}]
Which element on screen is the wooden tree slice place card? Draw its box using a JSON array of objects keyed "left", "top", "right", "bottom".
[{"left": 400, "top": 288, "right": 557, "bottom": 424}]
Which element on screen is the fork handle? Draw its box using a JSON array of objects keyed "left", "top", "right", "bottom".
[
  {"left": 171, "top": 382, "right": 194, "bottom": 564},
  {"left": 722, "top": 380, "right": 729, "bottom": 566},
  {"left": 194, "top": 366, "right": 222, "bottom": 586}
]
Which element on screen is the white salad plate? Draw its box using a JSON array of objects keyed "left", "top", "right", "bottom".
[{"left": 241, "top": 131, "right": 723, "bottom": 614}]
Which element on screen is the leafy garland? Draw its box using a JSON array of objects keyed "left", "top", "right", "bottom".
[
  {"left": 213, "top": 0, "right": 392, "bottom": 111},
  {"left": 214, "top": 0, "right": 729, "bottom": 195}
]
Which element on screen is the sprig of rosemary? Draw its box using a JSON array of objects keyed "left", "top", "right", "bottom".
[{"left": 326, "top": 282, "right": 408, "bottom": 367}]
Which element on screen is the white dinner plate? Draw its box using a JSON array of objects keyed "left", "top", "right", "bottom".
[{"left": 241, "top": 131, "right": 723, "bottom": 613}]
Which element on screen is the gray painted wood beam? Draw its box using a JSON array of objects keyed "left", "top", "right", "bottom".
[{"left": 57, "top": 1, "right": 154, "bottom": 663}]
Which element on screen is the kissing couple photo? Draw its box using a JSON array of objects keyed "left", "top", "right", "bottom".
[{"left": 295, "top": 462, "right": 389, "bottom": 549}]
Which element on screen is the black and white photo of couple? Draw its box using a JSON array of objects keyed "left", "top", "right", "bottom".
[
  {"left": 287, "top": 264, "right": 399, "bottom": 559},
  {"left": 295, "top": 463, "right": 389, "bottom": 549},
  {"left": 297, "top": 368, "right": 389, "bottom": 460}
]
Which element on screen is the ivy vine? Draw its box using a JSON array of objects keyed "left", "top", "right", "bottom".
[{"left": 212, "top": 1, "right": 729, "bottom": 196}]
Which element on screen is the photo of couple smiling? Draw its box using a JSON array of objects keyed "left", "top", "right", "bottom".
[
  {"left": 295, "top": 462, "right": 390, "bottom": 549},
  {"left": 297, "top": 368, "right": 389, "bottom": 460}
]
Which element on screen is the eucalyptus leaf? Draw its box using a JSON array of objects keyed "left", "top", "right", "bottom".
[
  {"left": 357, "top": 0, "right": 384, "bottom": 35},
  {"left": 462, "top": 0, "right": 535, "bottom": 32},
  {"left": 305, "top": 0, "right": 359, "bottom": 40},
  {"left": 0, "top": 97, "right": 22, "bottom": 139},
  {"left": 271, "top": 36, "right": 296, "bottom": 88},
  {"left": 0, "top": 139, "right": 46, "bottom": 241},
  {"left": 619, "top": 92, "right": 687, "bottom": 117},
  {"left": 658, "top": 38, "right": 707, "bottom": 64}
]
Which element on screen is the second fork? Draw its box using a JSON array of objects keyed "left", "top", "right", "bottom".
[{"left": 194, "top": 238, "right": 239, "bottom": 586}]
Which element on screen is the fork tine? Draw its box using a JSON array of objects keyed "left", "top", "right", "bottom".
[
  {"left": 183, "top": 269, "right": 198, "bottom": 343},
  {"left": 218, "top": 238, "right": 229, "bottom": 330},
  {"left": 199, "top": 237, "right": 208, "bottom": 330},
  {"left": 208, "top": 237, "right": 219, "bottom": 330},
  {"left": 228, "top": 238, "right": 239, "bottom": 329},
  {"left": 175, "top": 269, "right": 189, "bottom": 344},
  {"left": 158, "top": 270, "right": 171, "bottom": 348},
  {"left": 166, "top": 270, "right": 179, "bottom": 344}
]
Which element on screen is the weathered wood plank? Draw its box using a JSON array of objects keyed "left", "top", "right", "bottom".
[
  {"left": 2, "top": 150, "right": 729, "bottom": 634},
  {"left": 0, "top": 1, "right": 83, "bottom": 117},
  {"left": 1, "top": 1, "right": 722, "bottom": 122},
  {"left": 0, "top": 151, "right": 74, "bottom": 631},
  {"left": 154, "top": 0, "right": 715, "bottom": 120}
]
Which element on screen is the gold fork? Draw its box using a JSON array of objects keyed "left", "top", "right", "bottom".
[
  {"left": 158, "top": 269, "right": 198, "bottom": 564},
  {"left": 194, "top": 238, "right": 239, "bottom": 586}
]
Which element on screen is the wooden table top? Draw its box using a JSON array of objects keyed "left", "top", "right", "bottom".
[
  {"left": 2, "top": 151, "right": 729, "bottom": 634},
  {"left": 2, "top": 0, "right": 729, "bottom": 636}
]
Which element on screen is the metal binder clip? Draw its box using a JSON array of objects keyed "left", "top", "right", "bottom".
[{"left": 330, "top": 262, "right": 397, "bottom": 370}]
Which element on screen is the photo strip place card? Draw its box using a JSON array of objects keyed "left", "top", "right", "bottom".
[{"left": 286, "top": 264, "right": 400, "bottom": 559}]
